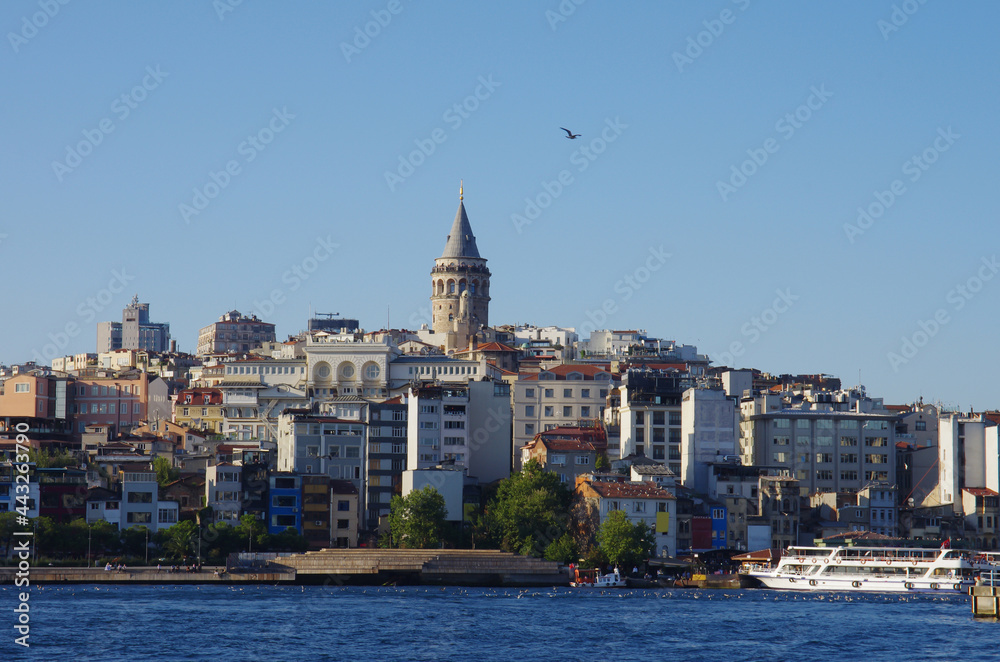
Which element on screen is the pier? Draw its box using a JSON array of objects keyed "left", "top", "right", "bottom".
[
  {"left": 0, "top": 549, "right": 568, "bottom": 587},
  {"left": 971, "top": 570, "right": 1000, "bottom": 618}
]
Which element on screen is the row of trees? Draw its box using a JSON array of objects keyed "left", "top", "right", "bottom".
[
  {"left": 382, "top": 460, "right": 656, "bottom": 570},
  {"left": 0, "top": 512, "right": 308, "bottom": 565}
]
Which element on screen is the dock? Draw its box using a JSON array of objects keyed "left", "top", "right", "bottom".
[
  {"left": 971, "top": 570, "right": 1000, "bottom": 618},
  {"left": 0, "top": 549, "right": 568, "bottom": 587}
]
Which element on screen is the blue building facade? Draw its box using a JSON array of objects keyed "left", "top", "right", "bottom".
[{"left": 268, "top": 473, "right": 302, "bottom": 534}]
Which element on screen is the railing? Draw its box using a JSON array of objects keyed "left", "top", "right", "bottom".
[{"left": 980, "top": 570, "right": 1000, "bottom": 587}]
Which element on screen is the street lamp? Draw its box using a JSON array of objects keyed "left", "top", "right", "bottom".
[
  {"left": 87, "top": 523, "right": 92, "bottom": 568},
  {"left": 145, "top": 527, "right": 149, "bottom": 565}
]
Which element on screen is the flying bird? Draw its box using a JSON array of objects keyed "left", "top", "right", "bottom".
[{"left": 560, "top": 127, "right": 581, "bottom": 139}]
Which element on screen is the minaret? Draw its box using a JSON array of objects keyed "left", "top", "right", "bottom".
[{"left": 430, "top": 183, "right": 490, "bottom": 345}]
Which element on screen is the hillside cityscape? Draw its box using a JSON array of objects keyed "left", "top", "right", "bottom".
[{"left": 2, "top": 191, "right": 998, "bottom": 563}]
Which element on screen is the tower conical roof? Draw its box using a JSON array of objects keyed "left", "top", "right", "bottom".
[{"left": 440, "top": 200, "right": 481, "bottom": 259}]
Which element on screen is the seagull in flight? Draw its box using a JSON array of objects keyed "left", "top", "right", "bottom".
[{"left": 560, "top": 127, "right": 581, "bottom": 139}]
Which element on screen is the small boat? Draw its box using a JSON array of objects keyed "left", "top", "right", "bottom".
[{"left": 570, "top": 567, "right": 626, "bottom": 588}]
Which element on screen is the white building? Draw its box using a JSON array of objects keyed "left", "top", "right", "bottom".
[
  {"left": 406, "top": 380, "right": 512, "bottom": 484},
  {"left": 575, "top": 476, "right": 677, "bottom": 558},
  {"left": 401, "top": 468, "right": 465, "bottom": 522},
  {"left": 680, "top": 387, "right": 738, "bottom": 494},
  {"left": 206, "top": 463, "right": 243, "bottom": 525}
]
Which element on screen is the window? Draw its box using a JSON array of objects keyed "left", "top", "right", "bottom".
[
  {"left": 634, "top": 501, "right": 646, "bottom": 513},
  {"left": 525, "top": 405, "right": 535, "bottom": 417},
  {"left": 636, "top": 412, "right": 644, "bottom": 425},
  {"left": 773, "top": 436, "right": 790, "bottom": 446},
  {"left": 653, "top": 446, "right": 665, "bottom": 460},
  {"left": 525, "top": 424, "right": 535, "bottom": 435},
  {"left": 550, "top": 454, "right": 566, "bottom": 466},
  {"left": 865, "top": 454, "right": 888, "bottom": 464},
  {"left": 562, "top": 406, "right": 572, "bottom": 417},
  {"left": 563, "top": 388, "right": 573, "bottom": 398},
  {"left": 337, "top": 519, "right": 349, "bottom": 529},
  {"left": 815, "top": 453, "right": 832, "bottom": 463},
  {"left": 14, "top": 383, "right": 29, "bottom": 393},
  {"left": 840, "top": 436, "right": 857, "bottom": 447},
  {"left": 774, "top": 418, "right": 790, "bottom": 429},
  {"left": 576, "top": 455, "right": 590, "bottom": 465},
  {"left": 544, "top": 406, "right": 553, "bottom": 417},
  {"left": 599, "top": 389, "right": 608, "bottom": 399},
  {"left": 444, "top": 420, "right": 465, "bottom": 429},
  {"left": 272, "top": 496, "right": 297, "bottom": 508},
  {"left": 544, "top": 389, "right": 554, "bottom": 398},
  {"left": 865, "top": 437, "right": 888, "bottom": 447},
  {"left": 773, "top": 452, "right": 788, "bottom": 463},
  {"left": 127, "top": 492, "right": 153, "bottom": 503},
  {"left": 525, "top": 388, "right": 534, "bottom": 398},
  {"left": 127, "top": 512, "right": 152, "bottom": 524},
  {"left": 915, "top": 420, "right": 927, "bottom": 431},
  {"left": 158, "top": 509, "right": 177, "bottom": 524},
  {"left": 816, "top": 470, "right": 833, "bottom": 481},
  {"left": 345, "top": 447, "right": 360, "bottom": 458},
  {"left": 841, "top": 470, "right": 858, "bottom": 481},
  {"left": 840, "top": 454, "right": 858, "bottom": 464},
  {"left": 338, "top": 500, "right": 350, "bottom": 511},
  {"left": 581, "top": 389, "right": 590, "bottom": 398},
  {"left": 581, "top": 406, "right": 591, "bottom": 418}
]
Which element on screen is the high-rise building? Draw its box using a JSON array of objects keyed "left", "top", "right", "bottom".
[{"left": 96, "top": 295, "right": 171, "bottom": 353}]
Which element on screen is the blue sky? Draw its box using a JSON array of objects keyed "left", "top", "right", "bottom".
[{"left": 2, "top": 1, "right": 998, "bottom": 410}]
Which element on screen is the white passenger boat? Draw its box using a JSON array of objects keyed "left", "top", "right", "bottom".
[{"left": 747, "top": 546, "right": 976, "bottom": 593}]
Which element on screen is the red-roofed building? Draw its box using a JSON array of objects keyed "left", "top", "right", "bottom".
[
  {"left": 962, "top": 487, "right": 999, "bottom": 549},
  {"left": 574, "top": 474, "right": 677, "bottom": 558},
  {"left": 453, "top": 341, "right": 522, "bottom": 373},
  {"left": 512, "top": 364, "right": 617, "bottom": 470},
  {"left": 521, "top": 431, "right": 604, "bottom": 485}
]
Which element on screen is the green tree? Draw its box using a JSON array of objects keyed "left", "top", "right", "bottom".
[
  {"left": 236, "top": 514, "right": 266, "bottom": 552},
  {"left": 543, "top": 532, "right": 579, "bottom": 564},
  {"left": 121, "top": 525, "right": 153, "bottom": 561},
  {"left": 161, "top": 520, "right": 198, "bottom": 559},
  {"left": 484, "top": 460, "right": 571, "bottom": 556},
  {"left": 0, "top": 512, "right": 18, "bottom": 560},
  {"left": 596, "top": 510, "right": 655, "bottom": 571},
  {"left": 387, "top": 486, "right": 448, "bottom": 549},
  {"left": 594, "top": 453, "right": 610, "bottom": 471},
  {"left": 153, "top": 456, "right": 180, "bottom": 487},
  {"left": 27, "top": 448, "right": 77, "bottom": 469}
]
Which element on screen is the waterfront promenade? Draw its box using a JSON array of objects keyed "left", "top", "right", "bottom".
[{"left": 0, "top": 549, "right": 568, "bottom": 586}]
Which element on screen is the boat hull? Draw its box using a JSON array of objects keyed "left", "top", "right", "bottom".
[{"left": 751, "top": 573, "right": 969, "bottom": 593}]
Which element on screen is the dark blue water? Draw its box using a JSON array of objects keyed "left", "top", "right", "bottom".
[{"left": 2, "top": 585, "right": 996, "bottom": 661}]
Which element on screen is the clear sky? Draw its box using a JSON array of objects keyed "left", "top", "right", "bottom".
[{"left": 2, "top": 1, "right": 998, "bottom": 410}]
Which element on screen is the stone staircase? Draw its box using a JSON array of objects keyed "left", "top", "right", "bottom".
[{"left": 276, "top": 549, "right": 568, "bottom": 586}]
